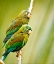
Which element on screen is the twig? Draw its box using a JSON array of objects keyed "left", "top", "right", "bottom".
[
  {"left": 16, "top": 50, "right": 22, "bottom": 64},
  {"left": 28, "top": 0, "right": 34, "bottom": 13}
]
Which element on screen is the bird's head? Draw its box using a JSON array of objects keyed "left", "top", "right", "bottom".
[
  {"left": 19, "top": 10, "right": 31, "bottom": 19},
  {"left": 22, "top": 24, "right": 32, "bottom": 35}
]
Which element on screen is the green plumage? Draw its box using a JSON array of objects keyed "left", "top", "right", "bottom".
[
  {"left": 2, "top": 24, "right": 32, "bottom": 60},
  {"left": 6, "top": 10, "right": 29, "bottom": 35},
  {"left": 3, "top": 10, "right": 30, "bottom": 46}
]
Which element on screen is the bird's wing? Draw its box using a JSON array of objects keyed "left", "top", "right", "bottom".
[
  {"left": 5, "top": 33, "right": 25, "bottom": 49},
  {"left": 3, "top": 17, "right": 22, "bottom": 43},
  {"left": 6, "top": 17, "right": 22, "bottom": 36}
]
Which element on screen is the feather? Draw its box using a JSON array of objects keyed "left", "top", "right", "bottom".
[
  {"left": 2, "top": 24, "right": 32, "bottom": 61},
  {"left": 3, "top": 10, "right": 30, "bottom": 45}
]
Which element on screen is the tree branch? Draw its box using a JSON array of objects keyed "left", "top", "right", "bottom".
[
  {"left": 16, "top": 50, "right": 22, "bottom": 64},
  {"left": 28, "top": 0, "right": 34, "bottom": 13}
]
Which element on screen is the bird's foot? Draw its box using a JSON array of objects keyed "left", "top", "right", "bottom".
[
  {"left": 16, "top": 50, "right": 22, "bottom": 63},
  {"left": 16, "top": 50, "right": 22, "bottom": 57}
]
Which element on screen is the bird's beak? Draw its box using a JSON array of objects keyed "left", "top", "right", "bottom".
[
  {"left": 28, "top": 30, "right": 32, "bottom": 35},
  {"left": 27, "top": 13, "right": 31, "bottom": 19}
]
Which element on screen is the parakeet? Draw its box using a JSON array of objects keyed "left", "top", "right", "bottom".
[
  {"left": 1, "top": 24, "right": 32, "bottom": 61},
  {"left": 3, "top": 10, "right": 31, "bottom": 47}
]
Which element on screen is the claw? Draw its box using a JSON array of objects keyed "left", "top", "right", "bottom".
[{"left": 16, "top": 50, "right": 22, "bottom": 57}]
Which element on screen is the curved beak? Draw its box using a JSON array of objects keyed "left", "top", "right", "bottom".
[
  {"left": 27, "top": 13, "right": 31, "bottom": 19},
  {"left": 28, "top": 30, "right": 32, "bottom": 35}
]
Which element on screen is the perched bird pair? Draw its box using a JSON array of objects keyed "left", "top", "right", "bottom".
[
  {"left": 1, "top": 10, "right": 32, "bottom": 61},
  {"left": 3, "top": 10, "right": 31, "bottom": 46}
]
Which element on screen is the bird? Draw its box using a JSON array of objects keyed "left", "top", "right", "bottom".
[
  {"left": 3, "top": 10, "right": 31, "bottom": 47},
  {"left": 1, "top": 24, "right": 32, "bottom": 61}
]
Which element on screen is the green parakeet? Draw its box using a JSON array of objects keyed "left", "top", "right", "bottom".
[
  {"left": 1, "top": 24, "right": 32, "bottom": 61},
  {"left": 3, "top": 10, "right": 31, "bottom": 47}
]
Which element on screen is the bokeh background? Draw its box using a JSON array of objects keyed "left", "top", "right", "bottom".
[{"left": 0, "top": 0, "right": 54, "bottom": 64}]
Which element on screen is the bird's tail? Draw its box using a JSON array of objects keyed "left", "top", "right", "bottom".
[{"left": 1, "top": 51, "right": 9, "bottom": 61}]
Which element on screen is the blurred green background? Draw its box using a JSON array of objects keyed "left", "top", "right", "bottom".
[{"left": 0, "top": 0, "right": 54, "bottom": 64}]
